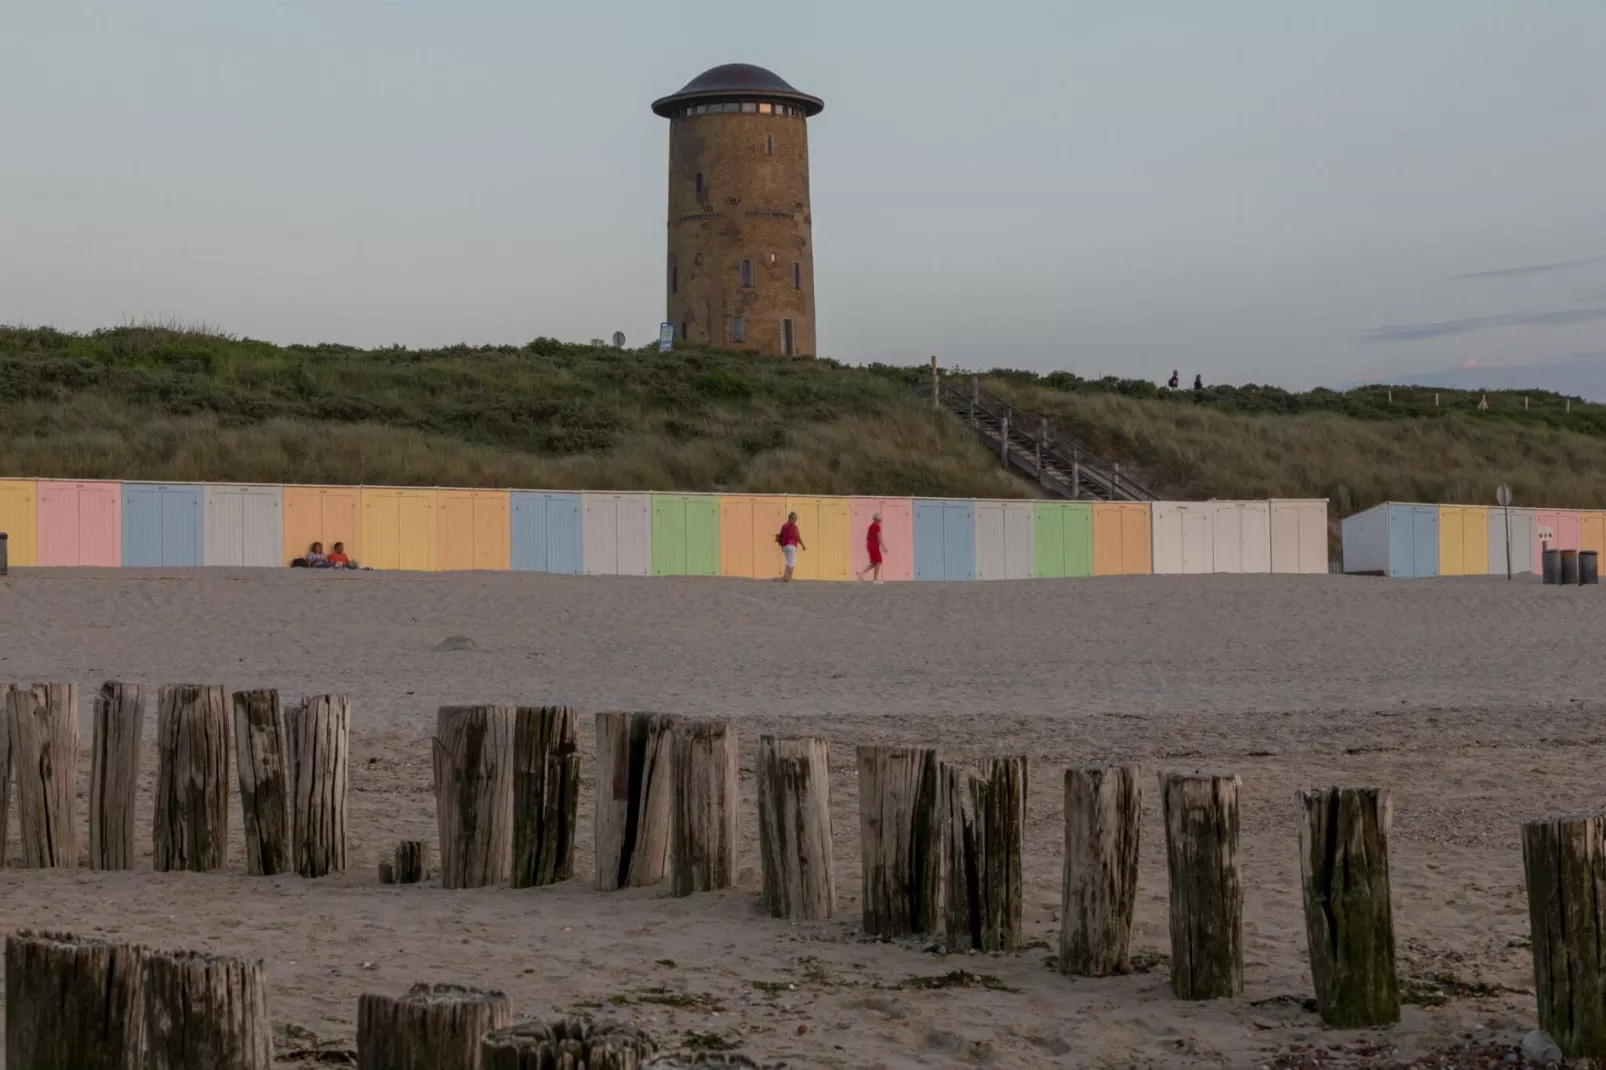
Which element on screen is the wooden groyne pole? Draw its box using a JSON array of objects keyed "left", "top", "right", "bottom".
[
  {"left": 288, "top": 693, "right": 350, "bottom": 878},
  {"left": 154, "top": 684, "right": 231, "bottom": 873},
  {"left": 434, "top": 705, "right": 514, "bottom": 890},
  {"left": 670, "top": 717, "right": 739, "bottom": 897},
  {"left": 143, "top": 949, "right": 273, "bottom": 1070},
  {"left": 232, "top": 688, "right": 290, "bottom": 876},
  {"left": 594, "top": 712, "right": 674, "bottom": 891},
  {"left": 6, "top": 930, "right": 146, "bottom": 1068},
  {"left": 757, "top": 735, "right": 835, "bottom": 920},
  {"left": 1161, "top": 771, "right": 1243, "bottom": 999},
  {"left": 857, "top": 745, "right": 942, "bottom": 938},
  {"left": 90, "top": 681, "right": 144, "bottom": 870},
  {"left": 358, "top": 983, "right": 511, "bottom": 1070},
  {"left": 511, "top": 705, "right": 580, "bottom": 889},
  {"left": 1523, "top": 811, "right": 1606, "bottom": 1057},
  {"left": 8, "top": 683, "right": 79, "bottom": 868},
  {"left": 1061, "top": 764, "right": 1142, "bottom": 976}
]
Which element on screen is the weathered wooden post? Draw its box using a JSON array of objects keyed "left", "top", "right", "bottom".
[
  {"left": 1161, "top": 771, "right": 1243, "bottom": 999},
  {"left": 512, "top": 705, "right": 580, "bottom": 889},
  {"left": 8, "top": 683, "right": 79, "bottom": 868},
  {"left": 144, "top": 949, "right": 273, "bottom": 1070},
  {"left": 1071, "top": 447, "right": 1082, "bottom": 500},
  {"left": 90, "top": 681, "right": 144, "bottom": 870},
  {"left": 154, "top": 684, "right": 231, "bottom": 873},
  {"left": 1036, "top": 417, "right": 1048, "bottom": 483},
  {"left": 481, "top": 1018, "right": 656, "bottom": 1070},
  {"left": 969, "top": 374, "right": 979, "bottom": 426},
  {"left": 595, "top": 712, "right": 674, "bottom": 891},
  {"left": 941, "top": 757, "right": 1026, "bottom": 952},
  {"left": 232, "top": 688, "right": 289, "bottom": 876},
  {"left": 392, "top": 839, "right": 432, "bottom": 884},
  {"left": 757, "top": 735, "right": 835, "bottom": 920},
  {"left": 358, "top": 983, "right": 511, "bottom": 1070},
  {"left": 1299, "top": 787, "right": 1399, "bottom": 1027},
  {"left": 288, "top": 693, "right": 350, "bottom": 878},
  {"left": 1061, "top": 764, "right": 1142, "bottom": 976},
  {"left": 434, "top": 705, "right": 514, "bottom": 890},
  {"left": 670, "top": 718, "right": 738, "bottom": 897},
  {"left": 0, "top": 688, "right": 11, "bottom": 867},
  {"left": 1523, "top": 811, "right": 1606, "bottom": 1058},
  {"left": 999, "top": 409, "right": 1011, "bottom": 466},
  {"left": 857, "top": 745, "right": 942, "bottom": 937},
  {"left": 6, "top": 930, "right": 146, "bottom": 1068}
]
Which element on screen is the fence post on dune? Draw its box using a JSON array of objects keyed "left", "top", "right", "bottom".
[
  {"left": 434, "top": 705, "right": 514, "bottom": 890},
  {"left": 5, "top": 931, "right": 146, "bottom": 1067},
  {"left": 757, "top": 735, "right": 835, "bottom": 920},
  {"left": 1299, "top": 787, "right": 1399, "bottom": 1028},
  {"left": 512, "top": 705, "right": 580, "bottom": 889},
  {"left": 857, "top": 745, "right": 942, "bottom": 938},
  {"left": 143, "top": 949, "right": 272, "bottom": 1070},
  {"left": 594, "top": 712, "right": 675, "bottom": 891},
  {"left": 941, "top": 757, "right": 1027, "bottom": 952},
  {"left": 8, "top": 683, "right": 79, "bottom": 868},
  {"left": 482, "top": 1019, "right": 656, "bottom": 1070},
  {"left": 232, "top": 689, "right": 290, "bottom": 876},
  {"left": 670, "top": 718, "right": 739, "bottom": 897},
  {"left": 155, "top": 684, "right": 231, "bottom": 873},
  {"left": 90, "top": 681, "right": 144, "bottom": 870},
  {"left": 1061, "top": 764, "right": 1142, "bottom": 977},
  {"left": 1161, "top": 771, "right": 1243, "bottom": 1000},
  {"left": 1523, "top": 811, "right": 1606, "bottom": 1058},
  {"left": 288, "top": 694, "right": 350, "bottom": 878},
  {"left": 358, "top": 983, "right": 511, "bottom": 1070}
]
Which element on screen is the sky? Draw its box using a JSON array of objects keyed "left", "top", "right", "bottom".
[{"left": 3, "top": 2, "right": 1604, "bottom": 389}]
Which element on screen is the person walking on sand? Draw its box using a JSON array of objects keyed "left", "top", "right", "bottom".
[
  {"left": 777, "top": 512, "right": 805, "bottom": 582},
  {"left": 858, "top": 512, "right": 887, "bottom": 582}
]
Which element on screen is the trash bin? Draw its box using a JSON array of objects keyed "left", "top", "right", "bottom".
[
  {"left": 1581, "top": 550, "right": 1600, "bottom": 586},
  {"left": 1561, "top": 549, "right": 1580, "bottom": 586},
  {"left": 1542, "top": 548, "right": 1561, "bottom": 584}
]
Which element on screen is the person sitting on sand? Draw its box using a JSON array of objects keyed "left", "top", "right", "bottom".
[
  {"left": 327, "top": 541, "right": 354, "bottom": 569},
  {"left": 306, "top": 541, "right": 330, "bottom": 568}
]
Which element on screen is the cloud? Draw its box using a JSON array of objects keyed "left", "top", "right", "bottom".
[
  {"left": 1364, "top": 306, "right": 1606, "bottom": 343},
  {"left": 1451, "top": 254, "right": 1606, "bottom": 280}
]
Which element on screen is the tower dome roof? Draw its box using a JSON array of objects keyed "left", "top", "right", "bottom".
[{"left": 652, "top": 63, "right": 824, "bottom": 117}]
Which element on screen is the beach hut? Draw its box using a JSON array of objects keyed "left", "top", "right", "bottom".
[
  {"left": 437, "top": 489, "right": 511, "bottom": 571},
  {"left": 1486, "top": 506, "right": 1537, "bottom": 576},
  {"left": 510, "top": 492, "right": 583, "bottom": 573},
  {"left": 204, "top": 484, "right": 283, "bottom": 567},
  {"left": 784, "top": 496, "right": 851, "bottom": 581},
  {"left": 1532, "top": 510, "right": 1581, "bottom": 572},
  {"left": 718, "top": 494, "right": 787, "bottom": 579},
  {"left": 1151, "top": 502, "right": 1214, "bottom": 575},
  {"left": 1211, "top": 501, "right": 1272, "bottom": 573},
  {"left": 913, "top": 499, "right": 975, "bottom": 581},
  {"left": 0, "top": 479, "right": 38, "bottom": 567},
  {"left": 283, "top": 485, "right": 362, "bottom": 566},
  {"left": 122, "top": 483, "right": 204, "bottom": 568},
  {"left": 652, "top": 493, "right": 720, "bottom": 576},
  {"left": 1092, "top": 502, "right": 1152, "bottom": 576},
  {"left": 361, "top": 488, "right": 438, "bottom": 571},
  {"left": 1437, "top": 505, "right": 1489, "bottom": 576},
  {"left": 1340, "top": 503, "right": 1438, "bottom": 577},
  {"left": 37, "top": 480, "right": 121, "bottom": 567},
  {"left": 1579, "top": 510, "right": 1606, "bottom": 561},
  {"left": 973, "top": 500, "right": 1035, "bottom": 580},
  {"left": 1269, "top": 499, "right": 1329, "bottom": 574},
  {"left": 1033, "top": 501, "right": 1093, "bottom": 579},
  {"left": 849, "top": 497, "right": 914, "bottom": 581},
  {"left": 582, "top": 492, "right": 652, "bottom": 576}
]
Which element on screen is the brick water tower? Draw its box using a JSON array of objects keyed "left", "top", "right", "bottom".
[{"left": 653, "top": 63, "right": 823, "bottom": 357}]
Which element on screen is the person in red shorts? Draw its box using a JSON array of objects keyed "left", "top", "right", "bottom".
[
  {"left": 858, "top": 512, "right": 887, "bottom": 582},
  {"left": 777, "top": 511, "right": 805, "bottom": 582}
]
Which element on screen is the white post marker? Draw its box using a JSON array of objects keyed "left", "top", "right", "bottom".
[{"left": 1496, "top": 484, "right": 1513, "bottom": 582}]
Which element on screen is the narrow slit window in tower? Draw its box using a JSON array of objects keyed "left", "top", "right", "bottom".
[
  {"left": 765, "top": 132, "right": 775, "bottom": 155},
  {"left": 681, "top": 320, "right": 688, "bottom": 340},
  {"left": 731, "top": 317, "right": 747, "bottom": 343},
  {"left": 695, "top": 172, "right": 704, "bottom": 194},
  {"left": 671, "top": 265, "right": 678, "bottom": 294},
  {"left": 740, "top": 259, "right": 755, "bottom": 287},
  {"left": 782, "top": 319, "right": 795, "bottom": 357},
  {"left": 793, "top": 262, "right": 802, "bottom": 290}
]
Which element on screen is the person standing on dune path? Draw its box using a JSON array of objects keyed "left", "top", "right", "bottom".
[
  {"left": 858, "top": 512, "right": 886, "bottom": 583},
  {"left": 777, "top": 512, "right": 805, "bottom": 582}
]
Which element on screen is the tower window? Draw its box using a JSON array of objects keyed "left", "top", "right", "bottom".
[
  {"left": 741, "top": 102, "right": 757, "bottom": 114},
  {"left": 695, "top": 173, "right": 704, "bottom": 195},
  {"left": 793, "top": 262, "right": 802, "bottom": 290},
  {"left": 765, "top": 132, "right": 775, "bottom": 155},
  {"left": 731, "top": 317, "right": 747, "bottom": 343},
  {"left": 671, "top": 265, "right": 678, "bottom": 294},
  {"left": 759, "top": 103, "right": 773, "bottom": 115},
  {"left": 739, "top": 259, "right": 755, "bottom": 287},
  {"left": 782, "top": 319, "right": 795, "bottom": 357},
  {"left": 680, "top": 321, "right": 688, "bottom": 340}
]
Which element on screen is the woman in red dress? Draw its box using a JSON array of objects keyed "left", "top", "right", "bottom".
[{"left": 858, "top": 512, "right": 886, "bottom": 583}]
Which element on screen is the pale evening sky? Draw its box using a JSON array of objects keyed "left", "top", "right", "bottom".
[{"left": 3, "top": 2, "right": 1604, "bottom": 389}]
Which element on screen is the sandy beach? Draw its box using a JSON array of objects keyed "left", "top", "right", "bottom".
[{"left": 0, "top": 568, "right": 1601, "bottom": 1068}]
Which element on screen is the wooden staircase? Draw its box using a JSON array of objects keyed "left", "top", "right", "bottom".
[{"left": 914, "top": 374, "right": 1154, "bottom": 502}]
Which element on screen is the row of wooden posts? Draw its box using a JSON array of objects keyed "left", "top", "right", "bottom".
[
  {"left": 4, "top": 685, "right": 1604, "bottom": 1058},
  {"left": 4, "top": 929, "right": 701, "bottom": 1068}
]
